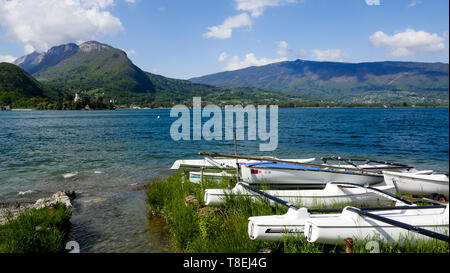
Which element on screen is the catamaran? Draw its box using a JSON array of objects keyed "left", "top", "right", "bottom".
[
  {"left": 204, "top": 182, "right": 396, "bottom": 207},
  {"left": 198, "top": 152, "right": 413, "bottom": 187}
]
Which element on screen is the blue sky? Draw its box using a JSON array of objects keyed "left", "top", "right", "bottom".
[{"left": 0, "top": 0, "right": 448, "bottom": 79}]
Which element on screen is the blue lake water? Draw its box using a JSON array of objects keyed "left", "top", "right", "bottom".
[{"left": 0, "top": 108, "right": 448, "bottom": 252}]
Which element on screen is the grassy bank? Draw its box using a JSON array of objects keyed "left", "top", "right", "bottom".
[
  {"left": 146, "top": 173, "right": 449, "bottom": 253},
  {"left": 0, "top": 203, "right": 72, "bottom": 253}
]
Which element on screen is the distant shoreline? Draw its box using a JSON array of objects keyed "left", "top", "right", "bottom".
[{"left": 2, "top": 105, "right": 448, "bottom": 111}]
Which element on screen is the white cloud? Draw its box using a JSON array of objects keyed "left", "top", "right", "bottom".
[
  {"left": 369, "top": 28, "right": 446, "bottom": 57},
  {"left": 218, "top": 52, "right": 228, "bottom": 62},
  {"left": 365, "top": 0, "right": 380, "bottom": 5},
  {"left": 24, "top": 44, "right": 36, "bottom": 54},
  {"left": 276, "top": 41, "right": 291, "bottom": 58},
  {"left": 125, "top": 49, "right": 136, "bottom": 55},
  {"left": 0, "top": 55, "right": 16, "bottom": 63},
  {"left": 204, "top": 0, "right": 297, "bottom": 39},
  {"left": 296, "top": 48, "right": 307, "bottom": 58},
  {"left": 81, "top": 0, "right": 115, "bottom": 9},
  {"left": 311, "top": 49, "right": 346, "bottom": 62},
  {"left": 408, "top": 1, "right": 422, "bottom": 7},
  {"left": 0, "top": 0, "right": 126, "bottom": 53},
  {"left": 234, "top": 0, "right": 297, "bottom": 18},
  {"left": 222, "top": 40, "right": 291, "bottom": 70},
  {"left": 203, "top": 13, "right": 252, "bottom": 39},
  {"left": 224, "top": 53, "right": 287, "bottom": 70}
]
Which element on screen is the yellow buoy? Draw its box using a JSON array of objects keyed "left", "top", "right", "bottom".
[{"left": 157, "top": 116, "right": 160, "bottom": 119}]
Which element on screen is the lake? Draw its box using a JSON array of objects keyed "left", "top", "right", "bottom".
[{"left": 0, "top": 108, "right": 448, "bottom": 252}]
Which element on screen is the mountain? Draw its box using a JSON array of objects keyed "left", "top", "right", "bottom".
[
  {"left": 13, "top": 41, "right": 311, "bottom": 108},
  {"left": 0, "top": 62, "right": 55, "bottom": 107},
  {"left": 11, "top": 41, "right": 449, "bottom": 107},
  {"left": 15, "top": 41, "right": 155, "bottom": 98},
  {"left": 190, "top": 59, "right": 449, "bottom": 103}
]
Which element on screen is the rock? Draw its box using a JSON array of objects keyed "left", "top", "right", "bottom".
[
  {"left": 0, "top": 191, "right": 75, "bottom": 225},
  {"left": 32, "top": 191, "right": 74, "bottom": 209},
  {"left": 184, "top": 195, "right": 198, "bottom": 207},
  {"left": 258, "top": 248, "right": 272, "bottom": 253}
]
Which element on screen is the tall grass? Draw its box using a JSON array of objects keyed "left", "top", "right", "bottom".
[
  {"left": 146, "top": 173, "right": 449, "bottom": 253},
  {"left": 0, "top": 203, "right": 72, "bottom": 253}
]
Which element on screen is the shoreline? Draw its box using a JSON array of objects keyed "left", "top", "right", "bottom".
[{"left": 2, "top": 105, "right": 449, "bottom": 111}]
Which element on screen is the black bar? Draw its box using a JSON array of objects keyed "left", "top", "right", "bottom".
[
  {"left": 238, "top": 182, "right": 300, "bottom": 210},
  {"left": 346, "top": 207, "right": 449, "bottom": 243}
]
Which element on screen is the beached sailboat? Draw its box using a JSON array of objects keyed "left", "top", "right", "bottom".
[
  {"left": 204, "top": 182, "right": 396, "bottom": 207},
  {"left": 383, "top": 171, "right": 449, "bottom": 199}
]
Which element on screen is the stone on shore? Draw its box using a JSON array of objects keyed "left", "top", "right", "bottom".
[{"left": 0, "top": 191, "right": 75, "bottom": 225}]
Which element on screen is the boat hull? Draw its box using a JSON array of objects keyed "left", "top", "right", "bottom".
[
  {"left": 248, "top": 206, "right": 449, "bottom": 243},
  {"left": 205, "top": 183, "right": 396, "bottom": 207},
  {"left": 241, "top": 162, "right": 384, "bottom": 187},
  {"left": 304, "top": 205, "right": 449, "bottom": 245},
  {"left": 189, "top": 171, "right": 234, "bottom": 183},
  {"left": 248, "top": 208, "right": 322, "bottom": 241},
  {"left": 383, "top": 171, "right": 449, "bottom": 198}
]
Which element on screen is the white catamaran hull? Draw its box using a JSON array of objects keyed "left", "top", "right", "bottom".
[
  {"left": 304, "top": 205, "right": 449, "bottom": 245},
  {"left": 248, "top": 208, "right": 339, "bottom": 241},
  {"left": 241, "top": 163, "right": 384, "bottom": 187},
  {"left": 171, "top": 158, "right": 315, "bottom": 170},
  {"left": 189, "top": 171, "right": 234, "bottom": 183},
  {"left": 383, "top": 171, "right": 449, "bottom": 198},
  {"left": 204, "top": 183, "right": 396, "bottom": 207},
  {"left": 248, "top": 205, "right": 449, "bottom": 243}
]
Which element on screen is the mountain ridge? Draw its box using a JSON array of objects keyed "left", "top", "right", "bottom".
[
  {"left": 15, "top": 41, "right": 156, "bottom": 96},
  {"left": 11, "top": 41, "right": 450, "bottom": 107},
  {"left": 0, "top": 62, "right": 56, "bottom": 108},
  {"left": 190, "top": 59, "right": 449, "bottom": 103},
  {"left": 11, "top": 41, "right": 310, "bottom": 108}
]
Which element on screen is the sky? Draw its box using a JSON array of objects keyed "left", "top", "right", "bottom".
[{"left": 0, "top": 0, "right": 448, "bottom": 79}]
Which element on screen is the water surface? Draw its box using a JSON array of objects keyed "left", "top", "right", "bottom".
[{"left": 0, "top": 108, "right": 448, "bottom": 252}]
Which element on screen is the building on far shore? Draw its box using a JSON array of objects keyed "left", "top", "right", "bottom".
[
  {"left": 0, "top": 105, "right": 11, "bottom": 111},
  {"left": 74, "top": 93, "right": 82, "bottom": 103}
]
